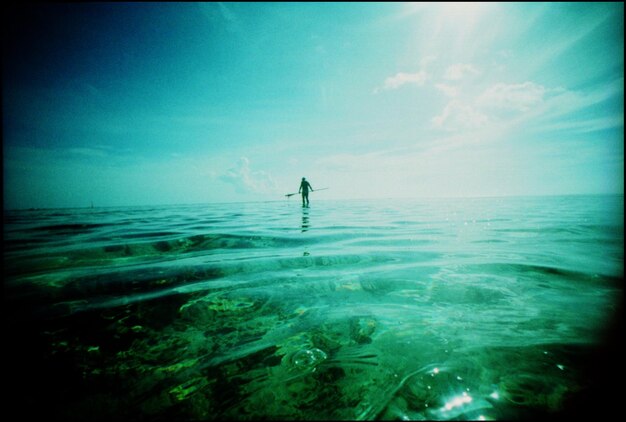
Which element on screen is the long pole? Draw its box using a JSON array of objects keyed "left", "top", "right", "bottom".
[{"left": 285, "top": 187, "right": 329, "bottom": 198}]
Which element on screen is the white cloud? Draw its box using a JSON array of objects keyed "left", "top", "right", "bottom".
[
  {"left": 420, "top": 55, "right": 438, "bottom": 67},
  {"left": 374, "top": 71, "right": 428, "bottom": 93},
  {"left": 435, "top": 83, "right": 459, "bottom": 97},
  {"left": 444, "top": 63, "right": 480, "bottom": 80},
  {"left": 498, "top": 78, "right": 624, "bottom": 134},
  {"left": 477, "top": 82, "right": 545, "bottom": 112},
  {"left": 432, "top": 81, "right": 551, "bottom": 131},
  {"left": 432, "top": 100, "right": 489, "bottom": 131},
  {"left": 220, "top": 157, "right": 277, "bottom": 194}
]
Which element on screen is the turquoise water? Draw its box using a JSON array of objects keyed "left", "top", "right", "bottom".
[{"left": 4, "top": 195, "right": 623, "bottom": 420}]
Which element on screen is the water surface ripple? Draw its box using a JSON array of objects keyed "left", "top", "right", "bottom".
[{"left": 4, "top": 196, "right": 623, "bottom": 420}]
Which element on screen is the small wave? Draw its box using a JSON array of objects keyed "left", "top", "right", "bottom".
[
  {"left": 471, "top": 239, "right": 508, "bottom": 244},
  {"left": 29, "top": 223, "right": 115, "bottom": 233},
  {"left": 117, "top": 231, "right": 182, "bottom": 239},
  {"left": 465, "top": 262, "right": 620, "bottom": 285}
]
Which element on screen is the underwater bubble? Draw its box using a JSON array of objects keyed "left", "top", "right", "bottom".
[{"left": 291, "top": 347, "right": 327, "bottom": 370}]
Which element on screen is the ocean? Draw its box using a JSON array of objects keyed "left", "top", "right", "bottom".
[{"left": 4, "top": 195, "right": 623, "bottom": 420}]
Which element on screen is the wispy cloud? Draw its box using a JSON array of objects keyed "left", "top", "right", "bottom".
[
  {"left": 444, "top": 63, "right": 480, "bottom": 80},
  {"left": 477, "top": 82, "right": 546, "bottom": 112},
  {"left": 420, "top": 55, "right": 438, "bottom": 68},
  {"left": 435, "top": 83, "right": 458, "bottom": 97},
  {"left": 432, "top": 100, "right": 489, "bottom": 131},
  {"left": 198, "top": 2, "right": 243, "bottom": 34},
  {"left": 374, "top": 71, "right": 428, "bottom": 93},
  {"left": 432, "top": 81, "right": 548, "bottom": 132},
  {"left": 523, "top": 7, "right": 616, "bottom": 79},
  {"left": 431, "top": 76, "right": 623, "bottom": 136},
  {"left": 220, "top": 157, "right": 277, "bottom": 194},
  {"left": 517, "top": 78, "right": 624, "bottom": 134}
]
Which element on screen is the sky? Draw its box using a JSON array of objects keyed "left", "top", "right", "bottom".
[{"left": 2, "top": 2, "right": 624, "bottom": 209}]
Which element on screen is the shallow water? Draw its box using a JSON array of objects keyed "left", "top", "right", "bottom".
[{"left": 4, "top": 195, "right": 623, "bottom": 420}]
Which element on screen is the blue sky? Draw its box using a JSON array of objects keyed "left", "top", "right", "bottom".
[{"left": 3, "top": 2, "right": 624, "bottom": 209}]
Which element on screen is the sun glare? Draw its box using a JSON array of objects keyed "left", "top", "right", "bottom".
[
  {"left": 439, "top": 2, "right": 489, "bottom": 23},
  {"left": 398, "top": 2, "right": 492, "bottom": 28}
]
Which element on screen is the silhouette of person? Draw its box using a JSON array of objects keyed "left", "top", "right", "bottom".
[{"left": 299, "top": 177, "right": 313, "bottom": 207}]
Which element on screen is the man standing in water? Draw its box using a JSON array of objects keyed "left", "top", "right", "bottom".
[{"left": 299, "top": 177, "right": 313, "bottom": 207}]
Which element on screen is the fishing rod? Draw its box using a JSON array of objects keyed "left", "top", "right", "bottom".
[{"left": 285, "top": 188, "right": 329, "bottom": 198}]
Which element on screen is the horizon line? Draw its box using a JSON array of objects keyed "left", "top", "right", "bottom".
[{"left": 4, "top": 192, "right": 624, "bottom": 212}]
